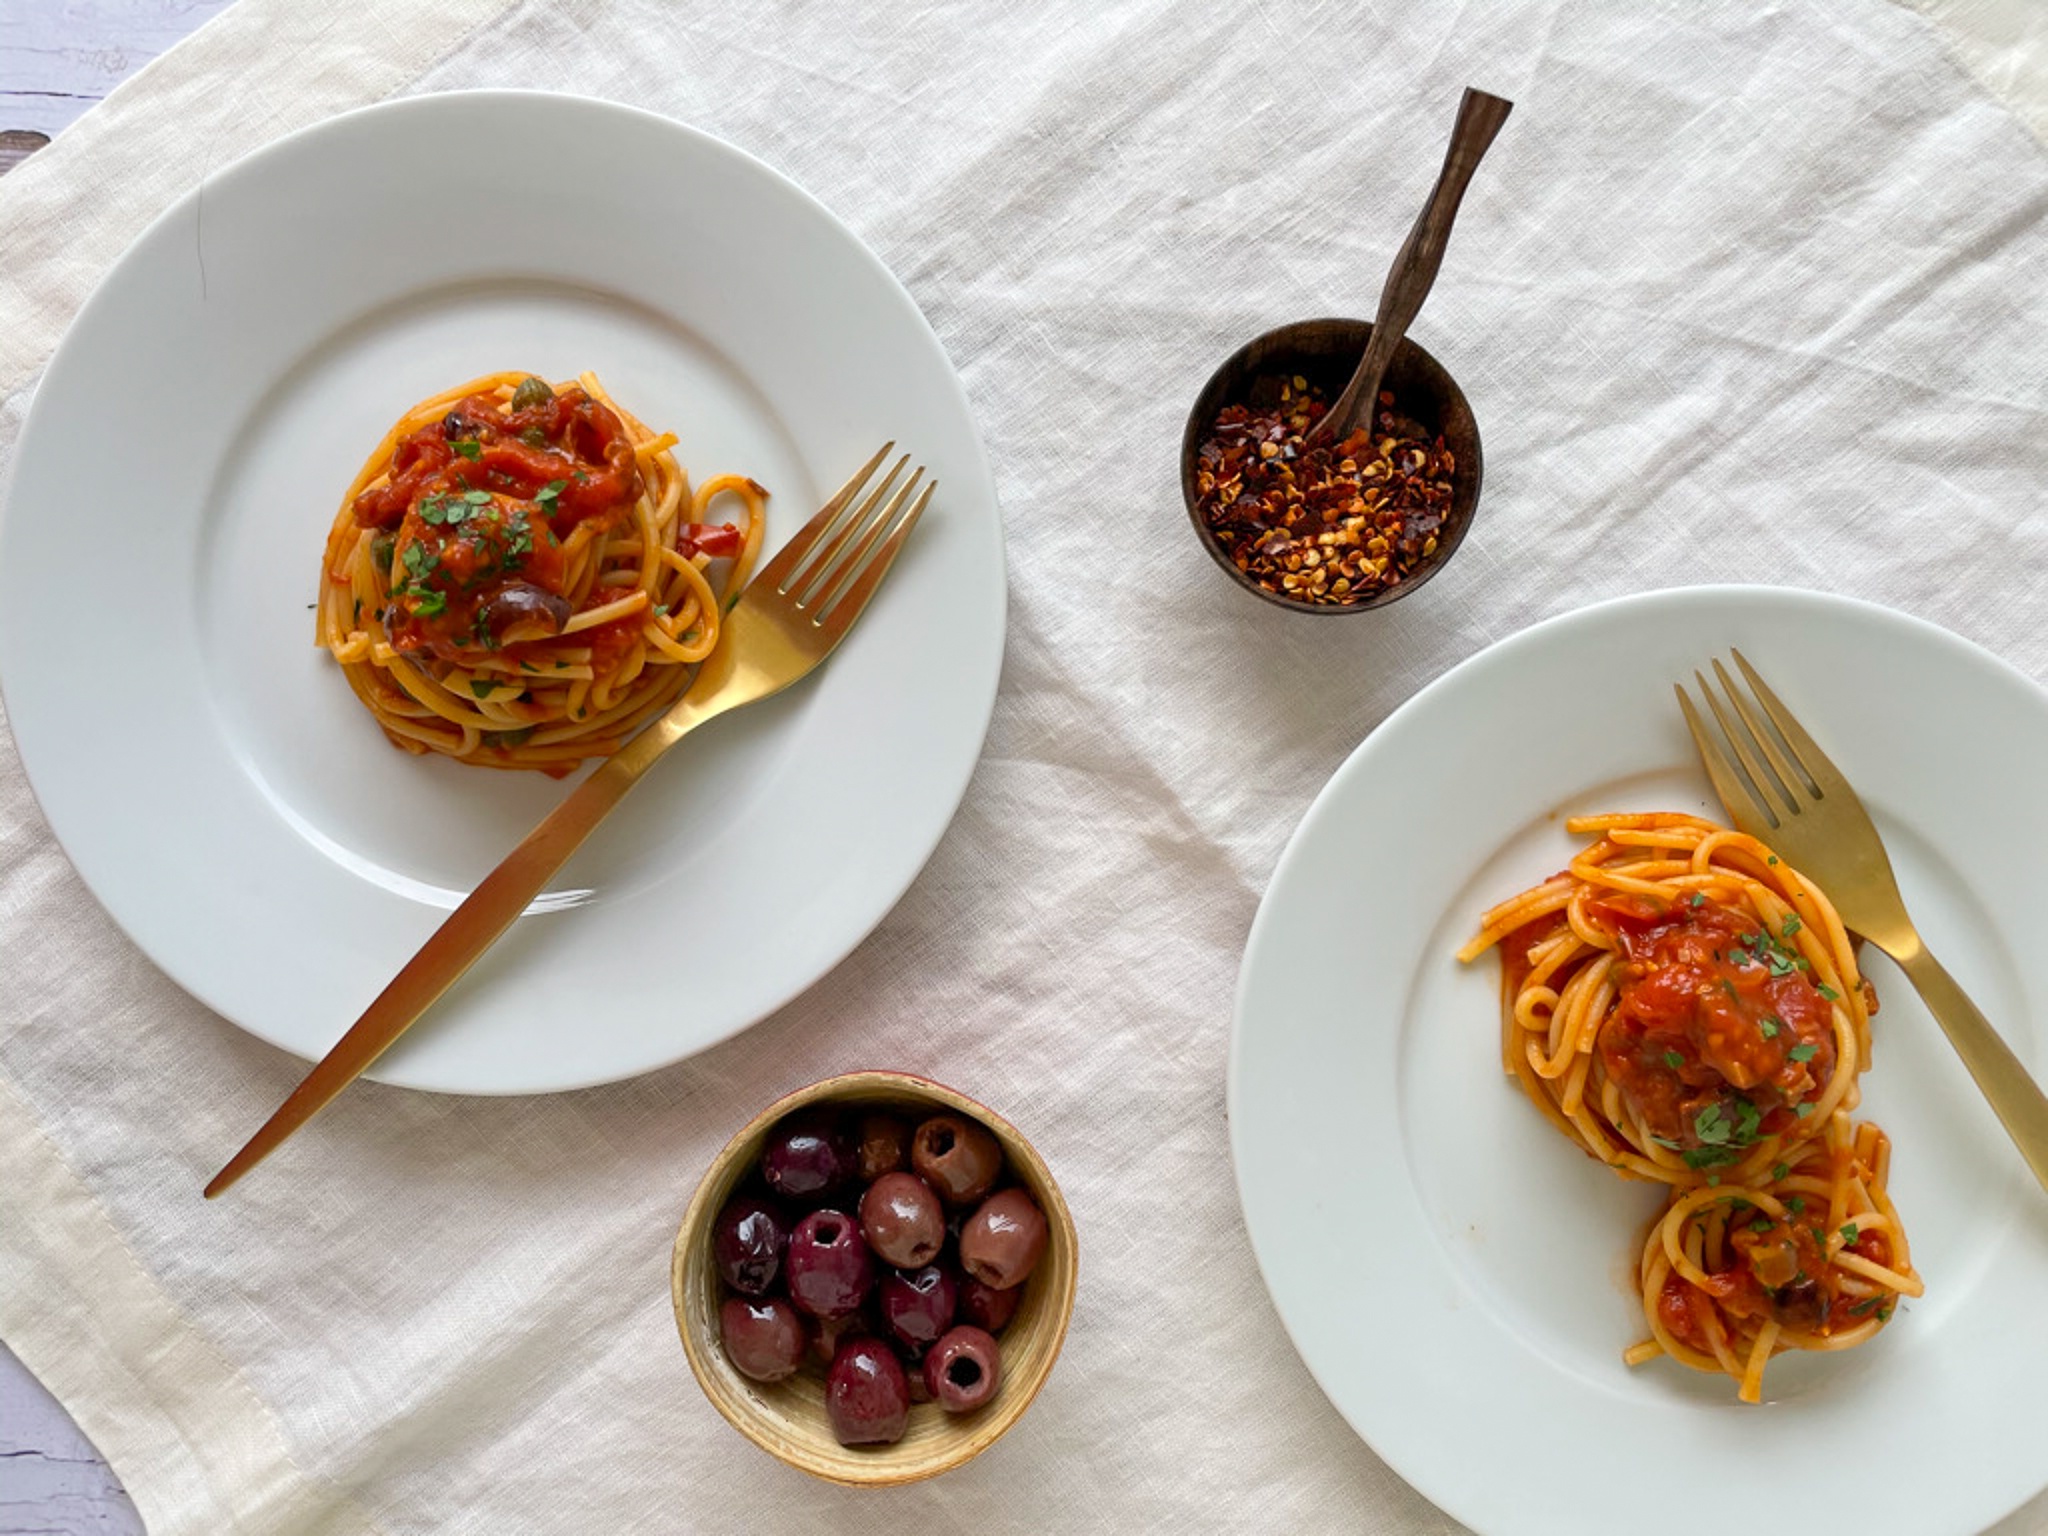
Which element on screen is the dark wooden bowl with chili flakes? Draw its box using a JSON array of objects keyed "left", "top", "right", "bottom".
[{"left": 1179, "top": 318, "right": 1481, "bottom": 614}]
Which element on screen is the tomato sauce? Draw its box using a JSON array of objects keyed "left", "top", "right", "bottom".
[
  {"left": 1660, "top": 1208, "right": 1895, "bottom": 1344},
  {"left": 352, "top": 381, "right": 644, "bottom": 666},
  {"left": 1591, "top": 895, "right": 1837, "bottom": 1160}
]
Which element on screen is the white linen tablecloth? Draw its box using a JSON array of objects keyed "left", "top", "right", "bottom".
[{"left": 4, "top": 1, "right": 2048, "bottom": 1531}]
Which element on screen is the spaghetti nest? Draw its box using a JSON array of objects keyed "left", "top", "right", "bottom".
[
  {"left": 318, "top": 370, "right": 765, "bottom": 775},
  {"left": 1460, "top": 812, "right": 1921, "bottom": 1402}
]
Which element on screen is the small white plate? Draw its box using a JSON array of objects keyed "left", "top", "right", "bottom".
[
  {"left": 1230, "top": 587, "right": 2048, "bottom": 1536},
  {"left": 0, "top": 92, "right": 1005, "bottom": 1093}
]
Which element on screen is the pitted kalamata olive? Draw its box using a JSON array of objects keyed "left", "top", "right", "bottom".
[
  {"left": 924, "top": 1326, "right": 1002, "bottom": 1413},
  {"left": 826, "top": 1337, "right": 910, "bottom": 1446},
  {"left": 810, "top": 1310, "right": 859, "bottom": 1366},
  {"left": 879, "top": 1265, "right": 958, "bottom": 1353},
  {"left": 958, "top": 1188, "right": 1047, "bottom": 1290},
  {"left": 785, "top": 1209, "right": 874, "bottom": 1319},
  {"left": 911, "top": 1115, "right": 1002, "bottom": 1206},
  {"left": 719, "top": 1297, "right": 805, "bottom": 1382},
  {"left": 441, "top": 409, "right": 485, "bottom": 440},
  {"left": 712, "top": 1195, "right": 788, "bottom": 1296},
  {"left": 859, "top": 1172, "right": 944, "bottom": 1268},
  {"left": 856, "top": 1113, "right": 912, "bottom": 1181},
  {"left": 760, "top": 1112, "right": 857, "bottom": 1202},
  {"left": 960, "top": 1276, "right": 1022, "bottom": 1333},
  {"left": 478, "top": 582, "right": 572, "bottom": 646}
]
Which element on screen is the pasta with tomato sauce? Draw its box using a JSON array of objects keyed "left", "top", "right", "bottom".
[
  {"left": 319, "top": 371, "right": 765, "bottom": 775},
  {"left": 1458, "top": 812, "right": 1922, "bottom": 1402}
]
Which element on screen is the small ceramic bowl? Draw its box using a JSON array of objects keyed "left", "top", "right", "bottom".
[
  {"left": 1179, "top": 317, "right": 1483, "bottom": 613},
  {"left": 672, "top": 1071, "right": 1078, "bottom": 1486}
]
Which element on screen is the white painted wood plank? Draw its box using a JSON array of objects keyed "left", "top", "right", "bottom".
[
  {"left": 0, "top": 1344, "right": 145, "bottom": 1534},
  {"left": 0, "top": 0, "right": 237, "bottom": 142}
]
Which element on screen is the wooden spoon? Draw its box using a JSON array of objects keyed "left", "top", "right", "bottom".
[{"left": 1308, "top": 87, "right": 1512, "bottom": 447}]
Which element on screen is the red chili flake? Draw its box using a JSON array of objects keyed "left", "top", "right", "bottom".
[{"left": 1193, "top": 377, "right": 1455, "bottom": 606}]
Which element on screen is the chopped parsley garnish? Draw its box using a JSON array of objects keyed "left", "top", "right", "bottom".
[
  {"left": 1795, "top": 1102, "right": 1815, "bottom": 1119},
  {"left": 464, "top": 489, "right": 492, "bottom": 505},
  {"left": 470, "top": 678, "right": 499, "bottom": 699},
  {"left": 1749, "top": 1217, "right": 1775, "bottom": 1234},
  {"left": 1767, "top": 855, "right": 1779, "bottom": 866},
  {"left": 1817, "top": 984, "right": 1841, "bottom": 1002},
  {"left": 1683, "top": 1145, "right": 1740, "bottom": 1170},
  {"left": 1760, "top": 1016, "right": 1782, "bottom": 1039},
  {"left": 483, "top": 726, "right": 534, "bottom": 748},
  {"left": 1663, "top": 1050, "right": 1684, "bottom": 1069},
  {"left": 1849, "top": 1296, "right": 1882, "bottom": 1317},
  {"left": 1785, "top": 1196, "right": 1806, "bottom": 1216},
  {"left": 453, "top": 439, "right": 482, "bottom": 461},
  {"left": 1732, "top": 1097, "right": 1762, "bottom": 1145},
  {"left": 1787, "top": 1043, "right": 1818, "bottom": 1063},
  {"left": 1771, "top": 1161, "right": 1790, "bottom": 1180},
  {"left": 1689, "top": 892, "right": 1706, "bottom": 908},
  {"left": 1695, "top": 1103, "right": 1733, "bottom": 1145},
  {"left": 1877, "top": 1305, "right": 1892, "bottom": 1321},
  {"left": 410, "top": 589, "right": 447, "bottom": 618},
  {"left": 1650, "top": 1134, "right": 1681, "bottom": 1149},
  {"left": 1720, "top": 978, "right": 1739, "bottom": 1001},
  {"left": 1781, "top": 915, "right": 1803, "bottom": 938},
  {"left": 1840, "top": 1223, "right": 1860, "bottom": 1244},
  {"left": 533, "top": 479, "right": 568, "bottom": 514},
  {"left": 401, "top": 542, "right": 438, "bottom": 580}
]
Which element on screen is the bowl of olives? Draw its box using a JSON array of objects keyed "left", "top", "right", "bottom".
[{"left": 671, "top": 1071, "right": 1078, "bottom": 1486}]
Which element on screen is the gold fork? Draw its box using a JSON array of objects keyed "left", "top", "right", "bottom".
[
  {"left": 206, "top": 445, "right": 935, "bottom": 1198},
  {"left": 1677, "top": 649, "right": 2048, "bottom": 1194}
]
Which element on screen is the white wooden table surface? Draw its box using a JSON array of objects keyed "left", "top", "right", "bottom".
[{"left": 2, "top": 10, "right": 233, "bottom": 1526}]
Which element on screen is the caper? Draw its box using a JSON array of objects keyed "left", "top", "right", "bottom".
[{"left": 510, "top": 375, "right": 554, "bottom": 412}]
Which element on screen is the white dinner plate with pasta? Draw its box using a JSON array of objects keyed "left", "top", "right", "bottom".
[
  {"left": 0, "top": 92, "right": 1005, "bottom": 1092},
  {"left": 1229, "top": 586, "right": 2048, "bottom": 1536}
]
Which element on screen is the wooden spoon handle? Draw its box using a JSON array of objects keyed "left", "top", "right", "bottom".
[{"left": 1313, "top": 87, "right": 1512, "bottom": 445}]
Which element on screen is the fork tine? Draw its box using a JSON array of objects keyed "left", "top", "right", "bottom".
[
  {"left": 806, "top": 467, "right": 925, "bottom": 612},
  {"left": 1731, "top": 648, "right": 1846, "bottom": 797},
  {"left": 1715, "top": 658, "right": 1817, "bottom": 800},
  {"left": 1676, "top": 682, "right": 1777, "bottom": 832},
  {"left": 1698, "top": 667, "right": 1801, "bottom": 820},
  {"left": 784, "top": 455, "right": 908, "bottom": 598},
  {"left": 752, "top": 443, "right": 895, "bottom": 592},
  {"left": 817, "top": 480, "right": 935, "bottom": 636}
]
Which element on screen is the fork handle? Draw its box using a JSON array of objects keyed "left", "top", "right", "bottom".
[
  {"left": 203, "top": 715, "right": 688, "bottom": 1198},
  {"left": 1895, "top": 943, "right": 2048, "bottom": 1195}
]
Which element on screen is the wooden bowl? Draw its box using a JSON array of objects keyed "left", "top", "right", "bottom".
[
  {"left": 1179, "top": 317, "right": 1483, "bottom": 614},
  {"left": 672, "top": 1071, "right": 1078, "bottom": 1486}
]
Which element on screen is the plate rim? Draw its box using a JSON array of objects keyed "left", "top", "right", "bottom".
[
  {"left": 0, "top": 88, "right": 1007, "bottom": 1095},
  {"left": 1226, "top": 582, "right": 2048, "bottom": 1536}
]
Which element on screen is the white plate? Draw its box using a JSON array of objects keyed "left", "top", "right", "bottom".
[
  {"left": 0, "top": 92, "right": 1004, "bottom": 1093},
  {"left": 1230, "top": 587, "right": 2048, "bottom": 1536}
]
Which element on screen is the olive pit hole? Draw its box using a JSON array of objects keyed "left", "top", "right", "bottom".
[{"left": 946, "top": 1357, "right": 982, "bottom": 1388}]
